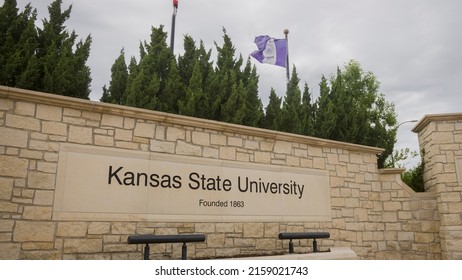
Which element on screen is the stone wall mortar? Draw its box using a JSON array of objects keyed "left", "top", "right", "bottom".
[{"left": 0, "top": 87, "right": 448, "bottom": 259}]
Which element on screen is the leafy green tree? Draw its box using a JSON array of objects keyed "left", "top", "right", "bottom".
[
  {"left": 314, "top": 60, "right": 397, "bottom": 167},
  {"left": 263, "top": 88, "right": 282, "bottom": 130}
]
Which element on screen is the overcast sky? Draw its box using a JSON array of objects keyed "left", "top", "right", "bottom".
[{"left": 10, "top": 0, "right": 462, "bottom": 167}]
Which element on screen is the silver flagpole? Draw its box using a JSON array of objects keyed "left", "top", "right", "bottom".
[{"left": 284, "top": 29, "right": 290, "bottom": 90}]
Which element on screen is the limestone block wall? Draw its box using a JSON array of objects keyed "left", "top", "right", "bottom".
[
  {"left": 414, "top": 113, "right": 462, "bottom": 259},
  {"left": 0, "top": 86, "right": 444, "bottom": 259}
]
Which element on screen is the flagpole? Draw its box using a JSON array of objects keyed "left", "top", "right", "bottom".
[
  {"left": 284, "top": 29, "right": 290, "bottom": 90},
  {"left": 170, "top": 2, "right": 178, "bottom": 52}
]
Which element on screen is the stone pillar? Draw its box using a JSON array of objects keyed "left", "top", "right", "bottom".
[{"left": 413, "top": 113, "right": 462, "bottom": 259}]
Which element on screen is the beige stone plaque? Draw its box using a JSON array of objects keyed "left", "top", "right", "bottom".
[{"left": 53, "top": 144, "right": 331, "bottom": 222}]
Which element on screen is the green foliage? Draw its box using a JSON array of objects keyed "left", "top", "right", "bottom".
[
  {"left": 0, "top": 0, "right": 92, "bottom": 99},
  {"left": 401, "top": 160, "right": 425, "bottom": 192},
  {"left": 314, "top": 61, "right": 397, "bottom": 167}
]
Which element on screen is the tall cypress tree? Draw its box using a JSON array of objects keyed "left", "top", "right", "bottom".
[
  {"left": 0, "top": 0, "right": 38, "bottom": 87},
  {"left": 100, "top": 49, "right": 127, "bottom": 104},
  {"left": 280, "top": 66, "right": 303, "bottom": 134},
  {"left": 38, "top": 0, "right": 92, "bottom": 99},
  {"left": 242, "top": 60, "right": 263, "bottom": 127},
  {"left": 124, "top": 25, "right": 173, "bottom": 110},
  {"left": 263, "top": 88, "right": 282, "bottom": 131},
  {"left": 301, "top": 83, "right": 315, "bottom": 136}
]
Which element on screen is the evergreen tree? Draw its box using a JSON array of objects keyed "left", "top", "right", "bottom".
[
  {"left": 314, "top": 75, "right": 336, "bottom": 139},
  {"left": 101, "top": 49, "right": 128, "bottom": 104},
  {"left": 242, "top": 61, "right": 264, "bottom": 127},
  {"left": 280, "top": 66, "right": 303, "bottom": 134},
  {"left": 263, "top": 88, "right": 282, "bottom": 131},
  {"left": 38, "top": 0, "right": 92, "bottom": 99},
  {"left": 124, "top": 25, "right": 173, "bottom": 110},
  {"left": 179, "top": 60, "right": 206, "bottom": 117},
  {"left": 301, "top": 83, "right": 315, "bottom": 136},
  {"left": 0, "top": 0, "right": 38, "bottom": 87},
  {"left": 221, "top": 77, "right": 247, "bottom": 125}
]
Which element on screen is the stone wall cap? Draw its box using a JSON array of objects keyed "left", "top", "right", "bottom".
[
  {"left": 413, "top": 112, "right": 462, "bottom": 133},
  {"left": 0, "top": 86, "right": 384, "bottom": 154}
]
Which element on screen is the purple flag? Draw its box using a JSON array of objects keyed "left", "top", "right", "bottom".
[{"left": 251, "top": 35, "right": 287, "bottom": 67}]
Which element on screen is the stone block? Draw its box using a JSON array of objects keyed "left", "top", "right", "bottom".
[
  {"left": 68, "top": 126, "right": 93, "bottom": 144},
  {"left": 27, "top": 171, "right": 55, "bottom": 189},
  {"left": 216, "top": 223, "right": 234, "bottom": 233},
  {"left": 57, "top": 222, "right": 88, "bottom": 237},
  {"left": 219, "top": 147, "right": 235, "bottom": 160},
  {"left": 150, "top": 139, "right": 175, "bottom": 153},
  {"left": 254, "top": 151, "right": 270, "bottom": 164},
  {"left": 177, "top": 141, "right": 202, "bottom": 156},
  {"left": 192, "top": 131, "right": 210, "bottom": 146},
  {"left": 243, "top": 223, "right": 264, "bottom": 238},
  {"left": 273, "top": 141, "right": 292, "bottom": 155},
  {"left": 383, "top": 201, "right": 402, "bottom": 211},
  {"left": 0, "top": 243, "right": 21, "bottom": 259},
  {"left": 88, "top": 222, "right": 110, "bottom": 235},
  {"left": 0, "top": 201, "right": 18, "bottom": 213},
  {"left": 0, "top": 127, "right": 28, "bottom": 148},
  {"left": 115, "top": 129, "right": 133, "bottom": 141},
  {"left": 0, "top": 155, "right": 28, "bottom": 178},
  {"left": 264, "top": 223, "right": 279, "bottom": 237},
  {"left": 111, "top": 222, "right": 136, "bottom": 234},
  {"left": 13, "top": 221, "right": 55, "bottom": 242},
  {"left": 33, "top": 190, "right": 54, "bottom": 206},
  {"left": 15, "top": 101, "right": 35, "bottom": 116},
  {"left": 234, "top": 238, "right": 255, "bottom": 247},
  {"left": 167, "top": 127, "right": 185, "bottom": 141},
  {"left": 207, "top": 233, "right": 225, "bottom": 247},
  {"left": 134, "top": 122, "right": 155, "bottom": 138},
  {"left": 42, "top": 121, "right": 67, "bottom": 136},
  {"left": 101, "top": 114, "right": 124, "bottom": 128},
  {"left": 6, "top": 114, "right": 40, "bottom": 131},
  {"left": 415, "top": 233, "right": 435, "bottom": 243},
  {"left": 36, "top": 104, "right": 62, "bottom": 121},
  {"left": 0, "top": 178, "right": 14, "bottom": 199},
  {"left": 210, "top": 134, "right": 227, "bottom": 145},
  {"left": 256, "top": 238, "right": 275, "bottom": 250},
  {"left": 0, "top": 219, "right": 14, "bottom": 232},
  {"left": 64, "top": 238, "right": 102, "bottom": 254},
  {"left": 95, "top": 135, "right": 114, "bottom": 147},
  {"left": 398, "top": 232, "right": 414, "bottom": 241},
  {"left": 22, "top": 206, "right": 52, "bottom": 220},
  {"left": 228, "top": 137, "right": 243, "bottom": 147},
  {"left": 195, "top": 223, "right": 215, "bottom": 233}
]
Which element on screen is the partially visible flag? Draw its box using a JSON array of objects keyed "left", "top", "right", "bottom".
[{"left": 251, "top": 35, "right": 287, "bottom": 67}]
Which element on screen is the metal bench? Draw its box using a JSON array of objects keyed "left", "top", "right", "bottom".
[
  {"left": 278, "top": 232, "right": 330, "bottom": 253},
  {"left": 127, "top": 234, "right": 206, "bottom": 260}
]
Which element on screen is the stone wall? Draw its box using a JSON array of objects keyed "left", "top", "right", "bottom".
[
  {"left": 413, "top": 113, "right": 462, "bottom": 259},
  {"left": 0, "top": 86, "right": 450, "bottom": 259}
]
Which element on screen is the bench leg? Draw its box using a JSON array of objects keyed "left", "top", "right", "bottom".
[
  {"left": 313, "top": 239, "right": 318, "bottom": 253},
  {"left": 143, "top": 244, "right": 150, "bottom": 260},
  {"left": 289, "top": 239, "right": 294, "bottom": 254},
  {"left": 182, "top": 242, "right": 187, "bottom": 260}
]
